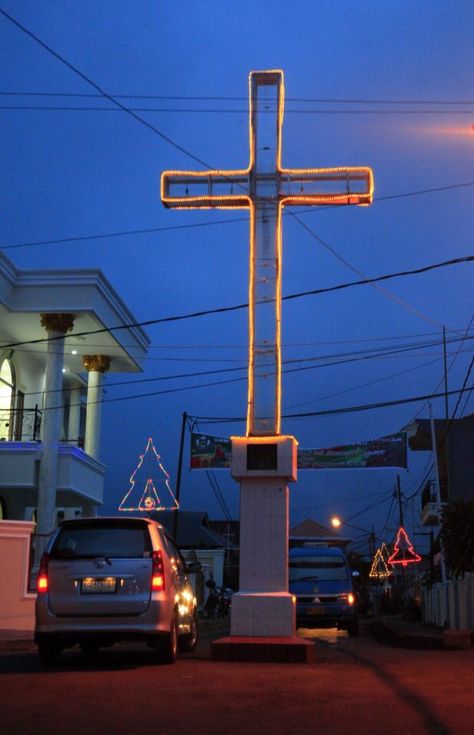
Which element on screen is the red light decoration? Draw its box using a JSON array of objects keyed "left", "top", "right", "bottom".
[
  {"left": 388, "top": 527, "right": 421, "bottom": 567},
  {"left": 119, "top": 437, "right": 179, "bottom": 512}
]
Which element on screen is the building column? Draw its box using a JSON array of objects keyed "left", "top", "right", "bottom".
[
  {"left": 83, "top": 355, "right": 110, "bottom": 461},
  {"left": 35, "top": 313, "right": 75, "bottom": 566}
]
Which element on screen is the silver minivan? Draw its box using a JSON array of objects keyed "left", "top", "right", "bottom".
[{"left": 35, "top": 517, "right": 198, "bottom": 665}]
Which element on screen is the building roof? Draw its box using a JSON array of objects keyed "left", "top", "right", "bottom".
[
  {"left": 290, "top": 518, "right": 352, "bottom": 549},
  {"left": 150, "top": 510, "right": 237, "bottom": 550},
  {"left": 0, "top": 251, "right": 149, "bottom": 374}
]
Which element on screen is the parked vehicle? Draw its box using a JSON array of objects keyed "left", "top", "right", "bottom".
[
  {"left": 35, "top": 517, "right": 198, "bottom": 665},
  {"left": 289, "top": 545, "right": 359, "bottom": 635},
  {"left": 219, "top": 587, "right": 233, "bottom": 618},
  {"left": 204, "top": 579, "right": 233, "bottom": 618}
]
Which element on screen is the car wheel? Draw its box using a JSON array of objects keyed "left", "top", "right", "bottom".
[
  {"left": 159, "top": 614, "right": 178, "bottom": 664},
  {"left": 179, "top": 610, "right": 199, "bottom": 653},
  {"left": 38, "top": 637, "right": 61, "bottom": 666}
]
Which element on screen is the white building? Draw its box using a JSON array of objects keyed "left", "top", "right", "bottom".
[{"left": 0, "top": 251, "right": 149, "bottom": 549}]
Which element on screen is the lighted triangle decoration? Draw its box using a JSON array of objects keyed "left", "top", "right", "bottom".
[
  {"left": 119, "top": 437, "right": 179, "bottom": 512},
  {"left": 369, "top": 543, "right": 393, "bottom": 579},
  {"left": 387, "top": 526, "right": 421, "bottom": 567}
]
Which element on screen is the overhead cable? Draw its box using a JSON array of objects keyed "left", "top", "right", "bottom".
[
  {"left": 2, "top": 182, "right": 474, "bottom": 252},
  {"left": 2, "top": 255, "right": 472, "bottom": 350}
]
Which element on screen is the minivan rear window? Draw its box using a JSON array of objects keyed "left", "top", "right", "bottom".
[
  {"left": 289, "top": 556, "right": 349, "bottom": 582},
  {"left": 51, "top": 521, "right": 152, "bottom": 559}
]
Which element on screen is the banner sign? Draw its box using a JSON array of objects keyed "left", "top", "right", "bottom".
[
  {"left": 190, "top": 432, "right": 407, "bottom": 470},
  {"left": 190, "top": 432, "right": 232, "bottom": 469},
  {"left": 297, "top": 433, "right": 407, "bottom": 470}
]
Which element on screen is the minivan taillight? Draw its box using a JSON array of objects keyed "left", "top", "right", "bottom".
[
  {"left": 151, "top": 550, "right": 165, "bottom": 591},
  {"left": 37, "top": 553, "right": 50, "bottom": 593}
]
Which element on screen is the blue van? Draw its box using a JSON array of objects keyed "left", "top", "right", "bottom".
[{"left": 289, "top": 546, "right": 358, "bottom": 635}]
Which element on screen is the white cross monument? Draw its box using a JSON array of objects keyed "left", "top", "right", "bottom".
[{"left": 162, "top": 69, "right": 373, "bottom": 643}]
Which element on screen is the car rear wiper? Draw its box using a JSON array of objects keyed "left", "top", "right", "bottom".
[
  {"left": 78, "top": 554, "right": 113, "bottom": 565},
  {"left": 94, "top": 556, "right": 112, "bottom": 565}
]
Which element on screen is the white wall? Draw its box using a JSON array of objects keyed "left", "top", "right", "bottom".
[
  {"left": 0, "top": 520, "right": 36, "bottom": 630},
  {"left": 422, "top": 575, "right": 474, "bottom": 630}
]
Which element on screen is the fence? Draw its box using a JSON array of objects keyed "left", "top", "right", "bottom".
[
  {"left": 0, "top": 406, "right": 42, "bottom": 441},
  {"left": 422, "top": 574, "right": 474, "bottom": 630}
]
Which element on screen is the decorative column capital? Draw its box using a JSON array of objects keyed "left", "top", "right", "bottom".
[
  {"left": 40, "top": 313, "right": 75, "bottom": 334},
  {"left": 83, "top": 355, "right": 111, "bottom": 373}
]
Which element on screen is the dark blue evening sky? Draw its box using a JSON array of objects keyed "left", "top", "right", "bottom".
[{"left": 1, "top": 1, "right": 473, "bottom": 554}]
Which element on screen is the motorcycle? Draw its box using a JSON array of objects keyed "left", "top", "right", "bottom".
[
  {"left": 218, "top": 587, "right": 233, "bottom": 618},
  {"left": 204, "top": 580, "right": 233, "bottom": 618}
]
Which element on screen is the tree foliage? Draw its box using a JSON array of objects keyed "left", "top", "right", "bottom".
[{"left": 440, "top": 499, "right": 474, "bottom": 577}]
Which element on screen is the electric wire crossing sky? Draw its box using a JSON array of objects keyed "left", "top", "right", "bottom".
[{"left": 162, "top": 69, "right": 374, "bottom": 437}]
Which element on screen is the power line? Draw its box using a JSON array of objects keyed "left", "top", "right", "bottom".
[
  {"left": 2, "top": 104, "right": 474, "bottom": 114},
  {"left": 395, "top": 346, "right": 474, "bottom": 504},
  {"left": 194, "top": 384, "right": 474, "bottom": 425},
  {"left": 409, "top": 318, "right": 474, "bottom": 425},
  {"left": 8, "top": 326, "right": 473, "bottom": 356},
  {"left": 0, "top": 8, "right": 215, "bottom": 171},
  {"left": 2, "top": 255, "right": 472, "bottom": 350},
  {"left": 283, "top": 357, "right": 442, "bottom": 411},
  {"left": 1, "top": 9, "right": 471, "bottom": 339},
  {"left": 6, "top": 326, "right": 452, "bottom": 352},
  {"left": 19, "top": 361, "right": 474, "bottom": 432},
  {"left": 289, "top": 212, "right": 442, "bottom": 328},
  {"left": 2, "top": 182, "right": 474, "bottom": 252},
  {"left": 294, "top": 489, "right": 389, "bottom": 514},
  {"left": 205, "top": 471, "right": 232, "bottom": 521},
  {"left": 0, "top": 24, "right": 471, "bottom": 334},
  {"left": 2, "top": 91, "right": 474, "bottom": 104},
  {"left": 23, "top": 340, "right": 462, "bottom": 400}
]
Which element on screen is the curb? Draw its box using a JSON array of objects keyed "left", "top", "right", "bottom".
[
  {"left": 0, "top": 634, "right": 35, "bottom": 653},
  {"left": 369, "top": 617, "right": 473, "bottom": 650}
]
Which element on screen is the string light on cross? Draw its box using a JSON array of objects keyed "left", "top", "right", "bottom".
[{"left": 162, "top": 69, "right": 374, "bottom": 437}]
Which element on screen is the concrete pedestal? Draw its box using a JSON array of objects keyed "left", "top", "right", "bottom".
[
  {"left": 231, "top": 477, "right": 294, "bottom": 637},
  {"left": 228, "top": 436, "right": 299, "bottom": 650},
  {"left": 231, "top": 592, "right": 294, "bottom": 637}
]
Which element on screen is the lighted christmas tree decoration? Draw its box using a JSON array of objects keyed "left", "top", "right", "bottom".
[
  {"left": 118, "top": 437, "right": 179, "bottom": 512},
  {"left": 387, "top": 527, "right": 421, "bottom": 567},
  {"left": 369, "top": 543, "right": 393, "bottom": 579}
]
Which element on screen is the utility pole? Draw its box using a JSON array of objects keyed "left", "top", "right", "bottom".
[
  {"left": 369, "top": 526, "right": 376, "bottom": 559},
  {"left": 173, "top": 411, "right": 187, "bottom": 543},
  {"left": 395, "top": 475, "right": 404, "bottom": 528},
  {"left": 429, "top": 403, "right": 447, "bottom": 584},
  {"left": 443, "top": 326, "right": 449, "bottom": 424}
]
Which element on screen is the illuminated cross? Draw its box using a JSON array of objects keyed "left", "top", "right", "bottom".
[{"left": 162, "top": 69, "right": 373, "bottom": 437}]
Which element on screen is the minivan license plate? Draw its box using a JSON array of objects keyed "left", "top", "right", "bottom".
[
  {"left": 307, "top": 606, "right": 325, "bottom": 615},
  {"left": 81, "top": 577, "right": 117, "bottom": 594}
]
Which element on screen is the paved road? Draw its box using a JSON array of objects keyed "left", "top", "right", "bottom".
[{"left": 1, "top": 623, "right": 473, "bottom": 735}]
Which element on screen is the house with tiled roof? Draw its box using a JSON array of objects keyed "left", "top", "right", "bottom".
[{"left": 290, "top": 518, "right": 352, "bottom": 551}]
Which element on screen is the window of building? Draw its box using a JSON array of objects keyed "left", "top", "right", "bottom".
[{"left": 0, "top": 358, "right": 15, "bottom": 441}]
